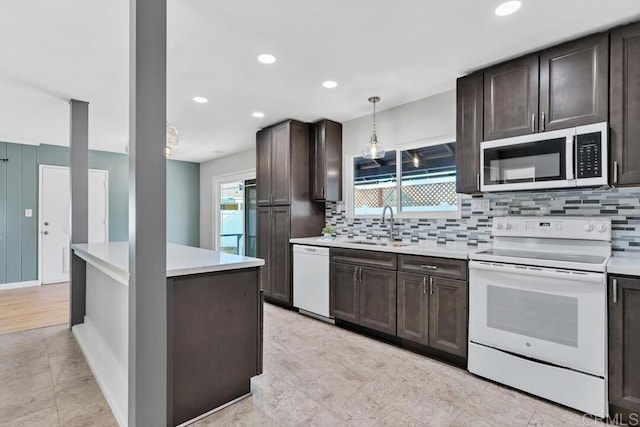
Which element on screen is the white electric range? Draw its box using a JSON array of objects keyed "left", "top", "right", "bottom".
[{"left": 468, "top": 216, "right": 611, "bottom": 418}]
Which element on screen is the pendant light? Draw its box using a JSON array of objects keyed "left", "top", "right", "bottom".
[
  {"left": 165, "top": 124, "right": 179, "bottom": 158},
  {"left": 362, "top": 96, "right": 385, "bottom": 159}
]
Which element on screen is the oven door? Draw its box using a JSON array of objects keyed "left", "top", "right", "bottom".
[
  {"left": 469, "top": 261, "right": 606, "bottom": 377},
  {"left": 480, "top": 129, "right": 575, "bottom": 192}
]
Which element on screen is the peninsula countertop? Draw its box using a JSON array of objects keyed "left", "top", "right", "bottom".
[
  {"left": 289, "top": 236, "right": 485, "bottom": 260},
  {"left": 72, "top": 241, "right": 265, "bottom": 284}
]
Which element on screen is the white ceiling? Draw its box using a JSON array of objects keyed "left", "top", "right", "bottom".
[{"left": 1, "top": 1, "right": 639, "bottom": 163}]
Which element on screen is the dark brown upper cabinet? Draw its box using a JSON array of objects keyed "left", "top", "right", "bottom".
[
  {"left": 482, "top": 33, "right": 608, "bottom": 142},
  {"left": 608, "top": 275, "right": 640, "bottom": 422},
  {"left": 539, "top": 33, "right": 609, "bottom": 132},
  {"left": 312, "top": 120, "right": 343, "bottom": 202},
  {"left": 483, "top": 55, "right": 539, "bottom": 141},
  {"left": 256, "top": 120, "right": 310, "bottom": 206},
  {"left": 611, "top": 22, "right": 640, "bottom": 186},
  {"left": 456, "top": 72, "right": 483, "bottom": 193},
  {"left": 256, "top": 129, "right": 272, "bottom": 205}
]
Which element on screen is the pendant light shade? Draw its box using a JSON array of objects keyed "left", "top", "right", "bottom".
[
  {"left": 166, "top": 124, "right": 179, "bottom": 147},
  {"left": 363, "top": 96, "right": 384, "bottom": 159}
]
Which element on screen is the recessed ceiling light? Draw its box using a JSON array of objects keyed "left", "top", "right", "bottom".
[
  {"left": 257, "top": 54, "right": 276, "bottom": 64},
  {"left": 495, "top": 0, "right": 522, "bottom": 16},
  {"left": 322, "top": 81, "right": 338, "bottom": 89},
  {"left": 192, "top": 96, "right": 208, "bottom": 103},
  {"left": 252, "top": 112, "right": 265, "bottom": 118}
]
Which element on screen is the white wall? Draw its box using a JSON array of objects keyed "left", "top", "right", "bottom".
[
  {"left": 199, "top": 148, "right": 255, "bottom": 249},
  {"left": 342, "top": 90, "right": 456, "bottom": 156}
]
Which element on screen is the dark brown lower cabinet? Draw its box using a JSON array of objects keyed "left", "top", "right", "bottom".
[
  {"left": 359, "top": 267, "right": 396, "bottom": 335},
  {"left": 257, "top": 206, "right": 291, "bottom": 305},
  {"left": 397, "top": 273, "right": 467, "bottom": 358},
  {"left": 609, "top": 276, "right": 640, "bottom": 422},
  {"left": 397, "top": 272, "right": 429, "bottom": 346},
  {"left": 330, "top": 262, "right": 396, "bottom": 335},
  {"left": 330, "top": 262, "right": 359, "bottom": 323},
  {"left": 428, "top": 277, "right": 467, "bottom": 357}
]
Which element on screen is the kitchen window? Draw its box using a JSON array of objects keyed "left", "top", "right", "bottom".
[{"left": 349, "top": 139, "right": 460, "bottom": 218}]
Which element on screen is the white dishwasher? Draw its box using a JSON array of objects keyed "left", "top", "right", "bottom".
[{"left": 293, "top": 245, "right": 331, "bottom": 319}]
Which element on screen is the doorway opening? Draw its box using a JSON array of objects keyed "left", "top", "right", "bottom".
[{"left": 213, "top": 171, "right": 255, "bottom": 256}]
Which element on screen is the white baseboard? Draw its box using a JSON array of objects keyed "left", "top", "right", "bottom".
[{"left": 0, "top": 280, "right": 41, "bottom": 290}]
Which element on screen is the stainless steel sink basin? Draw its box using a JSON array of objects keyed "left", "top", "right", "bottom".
[{"left": 350, "top": 240, "right": 411, "bottom": 248}]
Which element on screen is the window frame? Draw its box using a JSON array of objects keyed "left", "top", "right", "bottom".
[{"left": 345, "top": 134, "right": 462, "bottom": 220}]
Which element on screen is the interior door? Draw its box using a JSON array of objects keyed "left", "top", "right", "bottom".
[{"left": 40, "top": 166, "right": 108, "bottom": 284}]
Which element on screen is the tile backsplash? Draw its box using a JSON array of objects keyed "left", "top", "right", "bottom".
[{"left": 325, "top": 187, "right": 640, "bottom": 256}]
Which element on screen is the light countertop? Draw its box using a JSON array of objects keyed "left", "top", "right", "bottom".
[
  {"left": 72, "top": 242, "right": 265, "bottom": 285},
  {"left": 289, "top": 236, "right": 484, "bottom": 260},
  {"left": 607, "top": 257, "right": 640, "bottom": 276}
]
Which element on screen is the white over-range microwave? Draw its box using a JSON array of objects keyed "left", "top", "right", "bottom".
[{"left": 480, "top": 122, "right": 608, "bottom": 192}]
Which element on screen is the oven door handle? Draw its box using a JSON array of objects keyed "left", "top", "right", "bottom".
[{"left": 469, "top": 261, "right": 604, "bottom": 283}]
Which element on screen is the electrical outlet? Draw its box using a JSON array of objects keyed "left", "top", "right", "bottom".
[
  {"left": 470, "top": 199, "right": 490, "bottom": 212},
  {"left": 25, "top": 209, "right": 32, "bottom": 218}
]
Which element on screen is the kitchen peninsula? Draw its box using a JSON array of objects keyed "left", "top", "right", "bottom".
[{"left": 71, "top": 242, "right": 264, "bottom": 427}]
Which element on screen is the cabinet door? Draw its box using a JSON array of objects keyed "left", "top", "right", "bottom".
[
  {"left": 330, "top": 262, "right": 359, "bottom": 323},
  {"left": 456, "top": 73, "right": 483, "bottom": 193},
  {"left": 611, "top": 23, "right": 640, "bottom": 186},
  {"left": 397, "top": 273, "right": 428, "bottom": 346},
  {"left": 311, "top": 121, "right": 326, "bottom": 201},
  {"left": 270, "top": 206, "right": 291, "bottom": 304},
  {"left": 428, "top": 277, "right": 467, "bottom": 357},
  {"left": 256, "top": 128, "right": 272, "bottom": 206},
  {"left": 359, "top": 267, "right": 397, "bottom": 335},
  {"left": 609, "top": 276, "right": 640, "bottom": 422},
  {"left": 484, "top": 55, "right": 539, "bottom": 140},
  {"left": 256, "top": 207, "right": 272, "bottom": 296},
  {"left": 271, "top": 122, "right": 291, "bottom": 205},
  {"left": 539, "top": 33, "right": 609, "bottom": 132}
]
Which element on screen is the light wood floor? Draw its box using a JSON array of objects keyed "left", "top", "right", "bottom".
[{"left": 0, "top": 283, "right": 69, "bottom": 335}]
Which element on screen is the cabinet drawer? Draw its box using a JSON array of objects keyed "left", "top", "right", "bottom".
[
  {"left": 398, "top": 255, "right": 467, "bottom": 280},
  {"left": 330, "top": 248, "right": 397, "bottom": 270}
]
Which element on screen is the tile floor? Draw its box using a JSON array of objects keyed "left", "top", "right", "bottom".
[
  {"left": 196, "top": 303, "right": 605, "bottom": 426},
  {"left": 0, "top": 324, "right": 116, "bottom": 426},
  {"left": 0, "top": 303, "right": 606, "bottom": 426}
]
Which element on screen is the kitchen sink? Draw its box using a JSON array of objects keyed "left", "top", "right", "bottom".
[{"left": 350, "top": 240, "right": 411, "bottom": 248}]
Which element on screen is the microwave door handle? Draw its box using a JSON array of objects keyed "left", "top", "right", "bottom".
[{"left": 566, "top": 136, "right": 575, "bottom": 181}]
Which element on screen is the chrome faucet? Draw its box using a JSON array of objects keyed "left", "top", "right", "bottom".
[{"left": 381, "top": 205, "right": 396, "bottom": 241}]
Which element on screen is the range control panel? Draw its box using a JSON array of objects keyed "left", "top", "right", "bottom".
[
  {"left": 576, "top": 132, "right": 602, "bottom": 179},
  {"left": 492, "top": 216, "right": 611, "bottom": 241}
]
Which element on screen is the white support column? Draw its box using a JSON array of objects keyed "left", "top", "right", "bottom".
[
  {"left": 128, "top": 0, "right": 167, "bottom": 425},
  {"left": 69, "top": 99, "right": 89, "bottom": 327}
]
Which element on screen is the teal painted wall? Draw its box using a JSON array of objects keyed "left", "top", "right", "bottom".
[
  {"left": 0, "top": 142, "right": 200, "bottom": 284},
  {"left": 167, "top": 160, "right": 200, "bottom": 246}
]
